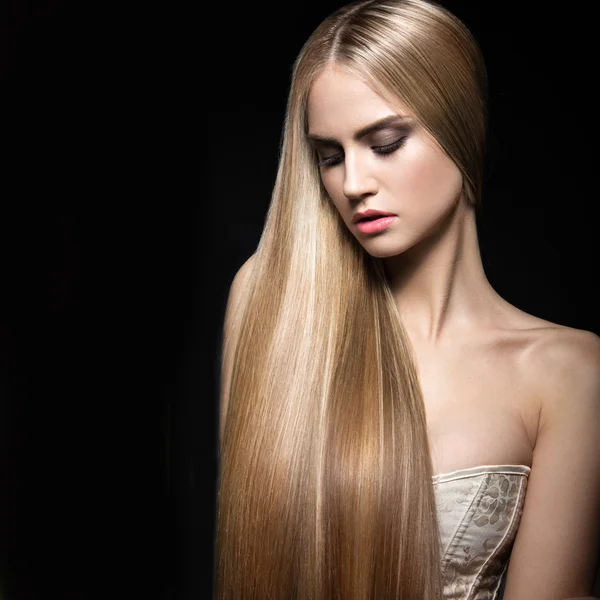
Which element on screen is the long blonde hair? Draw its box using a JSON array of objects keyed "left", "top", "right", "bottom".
[{"left": 215, "top": 1, "right": 488, "bottom": 598}]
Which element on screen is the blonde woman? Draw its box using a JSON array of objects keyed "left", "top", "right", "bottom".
[{"left": 215, "top": 0, "right": 600, "bottom": 598}]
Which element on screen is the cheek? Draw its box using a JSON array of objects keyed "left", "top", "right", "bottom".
[
  {"left": 321, "top": 174, "right": 346, "bottom": 213},
  {"left": 393, "top": 147, "right": 462, "bottom": 206}
]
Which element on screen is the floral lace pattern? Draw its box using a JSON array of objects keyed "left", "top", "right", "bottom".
[{"left": 432, "top": 464, "right": 531, "bottom": 600}]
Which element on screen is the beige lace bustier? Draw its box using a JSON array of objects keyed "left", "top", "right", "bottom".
[{"left": 432, "top": 464, "right": 531, "bottom": 599}]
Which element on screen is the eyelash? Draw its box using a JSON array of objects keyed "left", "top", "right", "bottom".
[{"left": 316, "top": 136, "right": 408, "bottom": 168}]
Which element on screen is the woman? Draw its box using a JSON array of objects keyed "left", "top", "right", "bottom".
[{"left": 215, "top": 0, "right": 600, "bottom": 598}]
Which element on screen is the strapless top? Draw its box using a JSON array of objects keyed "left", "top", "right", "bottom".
[{"left": 432, "top": 464, "right": 531, "bottom": 600}]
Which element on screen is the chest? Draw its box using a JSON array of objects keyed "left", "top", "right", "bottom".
[{"left": 412, "top": 345, "right": 540, "bottom": 477}]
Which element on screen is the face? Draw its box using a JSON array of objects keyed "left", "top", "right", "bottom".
[{"left": 306, "top": 64, "right": 464, "bottom": 258}]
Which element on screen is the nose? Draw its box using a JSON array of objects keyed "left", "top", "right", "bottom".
[{"left": 342, "top": 152, "right": 378, "bottom": 200}]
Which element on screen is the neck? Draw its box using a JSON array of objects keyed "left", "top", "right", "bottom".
[{"left": 382, "top": 198, "right": 500, "bottom": 347}]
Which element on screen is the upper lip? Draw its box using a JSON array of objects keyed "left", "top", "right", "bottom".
[{"left": 352, "top": 209, "right": 396, "bottom": 224}]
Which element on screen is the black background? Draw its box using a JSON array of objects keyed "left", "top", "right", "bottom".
[{"left": 3, "top": 1, "right": 597, "bottom": 599}]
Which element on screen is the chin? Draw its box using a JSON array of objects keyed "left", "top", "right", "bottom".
[{"left": 359, "top": 238, "right": 414, "bottom": 259}]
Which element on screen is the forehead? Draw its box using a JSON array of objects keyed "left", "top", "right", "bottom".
[{"left": 306, "top": 64, "right": 413, "bottom": 137}]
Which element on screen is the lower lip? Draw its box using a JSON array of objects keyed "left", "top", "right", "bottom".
[{"left": 355, "top": 215, "right": 397, "bottom": 234}]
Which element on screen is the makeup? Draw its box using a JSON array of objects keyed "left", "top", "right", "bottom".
[{"left": 355, "top": 215, "right": 397, "bottom": 234}]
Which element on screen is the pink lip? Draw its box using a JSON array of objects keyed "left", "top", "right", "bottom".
[
  {"left": 353, "top": 209, "right": 396, "bottom": 223},
  {"left": 355, "top": 215, "right": 397, "bottom": 234}
]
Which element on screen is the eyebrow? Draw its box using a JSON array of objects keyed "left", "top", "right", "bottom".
[{"left": 306, "top": 115, "right": 409, "bottom": 146}]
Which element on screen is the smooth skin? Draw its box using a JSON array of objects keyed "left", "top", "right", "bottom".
[
  {"left": 303, "top": 63, "right": 600, "bottom": 599},
  {"left": 220, "top": 64, "right": 600, "bottom": 598}
]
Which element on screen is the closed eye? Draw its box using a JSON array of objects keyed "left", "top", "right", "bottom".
[
  {"left": 316, "top": 152, "right": 343, "bottom": 168},
  {"left": 316, "top": 136, "right": 408, "bottom": 168},
  {"left": 372, "top": 136, "right": 407, "bottom": 155}
]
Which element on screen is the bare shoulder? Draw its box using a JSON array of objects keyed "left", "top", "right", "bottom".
[
  {"left": 520, "top": 319, "right": 600, "bottom": 438},
  {"left": 524, "top": 322, "right": 600, "bottom": 387},
  {"left": 223, "top": 253, "right": 257, "bottom": 322},
  {"left": 223, "top": 251, "right": 257, "bottom": 358},
  {"left": 219, "top": 252, "right": 257, "bottom": 442},
  {"left": 500, "top": 316, "right": 600, "bottom": 593},
  {"left": 229, "top": 252, "right": 257, "bottom": 299}
]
